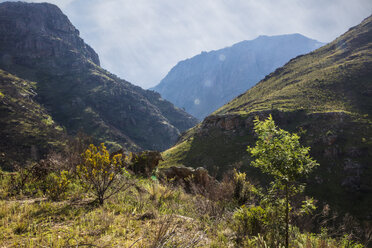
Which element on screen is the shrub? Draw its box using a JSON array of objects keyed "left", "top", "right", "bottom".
[
  {"left": 77, "top": 143, "right": 130, "bottom": 204},
  {"left": 233, "top": 170, "right": 259, "bottom": 205},
  {"left": 45, "top": 170, "right": 71, "bottom": 201},
  {"left": 233, "top": 205, "right": 267, "bottom": 243},
  {"left": 8, "top": 163, "right": 42, "bottom": 196},
  {"left": 13, "top": 220, "right": 29, "bottom": 235}
]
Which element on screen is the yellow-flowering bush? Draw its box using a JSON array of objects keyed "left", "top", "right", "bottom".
[
  {"left": 77, "top": 143, "right": 129, "bottom": 204},
  {"left": 46, "top": 170, "right": 71, "bottom": 201}
]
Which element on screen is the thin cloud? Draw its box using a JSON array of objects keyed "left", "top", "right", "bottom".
[{"left": 1, "top": 0, "right": 371, "bottom": 88}]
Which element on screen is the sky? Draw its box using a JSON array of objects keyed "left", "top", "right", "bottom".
[{"left": 1, "top": 0, "right": 371, "bottom": 88}]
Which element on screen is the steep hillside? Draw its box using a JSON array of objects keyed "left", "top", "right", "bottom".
[
  {"left": 0, "top": 2, "right": 198, "bottom": 153},
  {"left": 161, "top": 15, "right": 372, "bottom": 219},
  {"left": 152, "top": 34, "right": 323, "bottom": 119},
  {"left": 0, "top": 69, "right": 65, "bottom": 170}
]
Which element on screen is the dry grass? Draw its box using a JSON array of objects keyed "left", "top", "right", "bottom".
[{"left": 0, "top": 169, "right": 366, "bottom": 247}]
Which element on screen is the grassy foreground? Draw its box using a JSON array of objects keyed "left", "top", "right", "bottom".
[{"left": 0, "top": 168, "right": 365, "bottom": 248}]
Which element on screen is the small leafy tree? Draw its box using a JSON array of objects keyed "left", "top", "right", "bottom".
[
  {"left": 247, "top": 115, "right": 318, "bottom": 248},
  {"left": 77, "top": 143, "right": 129, "bottom": 204}
]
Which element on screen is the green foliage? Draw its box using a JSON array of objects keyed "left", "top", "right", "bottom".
[
  {"left": 9, "top": 168, "right": 31, "bottom": 196},
  {"left": 8, "top": 163, "right": 42, "bottom": 196},
  {"left": 247, "top": 115, "right": 318, "bottom": 247},
  {"left": 340, "top": 235, "right": 364, "bottom": 248},
  {"left": 247, "top": 115, "right": 318, "bottom": 182},
  {"left": 77, "top": 143, "right": 129, "bottom": 204},
  {"left": 13, "top": 220, "right": 29, "bottom": 235},
  {"left": 45, "top": 170, "right": 71, "bottom": 201},
  {"left": 233, "top": 205, "right": 267, "bottom": 242},
  {"left": 160, "top": 137, "right": 194, "bottom": 168},
  {"left": 233, "top": 170, "right": 259, "bottom": 205},
  {"left": 300, "top": 198, "right": 317, "bottom": 215}
]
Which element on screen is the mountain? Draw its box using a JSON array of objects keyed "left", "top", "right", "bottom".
[
  {"left": 0, "top": 69, "right": 65, "bottom": 170},
  {"left": 152, "top": 34, "right": 323, "bottom": 119},
  {"left": 0, "top": 2, "right": 198, "bottom": 156},
  {"left": 161, "top": 15, "right": 372, "bottom": 219}
]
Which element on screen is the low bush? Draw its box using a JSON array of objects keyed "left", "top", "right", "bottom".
[
  {"left": 45, "top": 170, "right": 71, "bottom": 201},
  {"left": 233, "top": 205, "right": 267, "bottom": 243},
  {"left": 77, "top": 143, "right": 131, "bottom": 204}
]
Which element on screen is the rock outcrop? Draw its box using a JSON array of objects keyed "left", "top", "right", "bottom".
[
  {"left": 0, "top": 2, "right": 99, "bottom": 69},
  {"left": 159, "top": 166, "right": 215, "bottom": 193},
  {"left": 129, "top": 151, "right": 163, "bottom": 177}
]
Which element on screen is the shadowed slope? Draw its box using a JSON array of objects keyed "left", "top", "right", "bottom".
[
  {"left": 0, "top": 69, "right": 65, "bottom": 169},
  {"left": 0, "top": 2, "right": 198, "bottom": 153}
]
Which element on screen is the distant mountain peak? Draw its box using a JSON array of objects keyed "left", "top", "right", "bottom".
[{"left": 152, "top": 34, "right": 324, "bottom": 120}]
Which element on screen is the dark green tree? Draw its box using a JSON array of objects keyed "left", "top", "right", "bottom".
[{"left": 247, "top": 115, "right": 318, "bottom": 248}]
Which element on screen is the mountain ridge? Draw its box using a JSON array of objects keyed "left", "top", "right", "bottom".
[
  {"left": 152, "top": 33, "right": 323, "bottom": 119},
  {"left": 0, "top": 2, "right": 198, "bottom": 160}
]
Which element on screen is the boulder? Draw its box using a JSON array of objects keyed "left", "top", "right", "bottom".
[
  {"left": 158, "top": 166, "right": 215, "bottom": 192},
  {"left": 129, "top": 151, "right": 163, "bottom": 177}
]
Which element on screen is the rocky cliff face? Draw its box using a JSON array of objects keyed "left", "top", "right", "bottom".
[
  {"left": 162, "top": 16, "right": 372, "bottom": 220},
  {"left": 0, "top": 2, "right": 99, "bottom": 69},
  {"left": 152, "top": 34, "right": 323, "bottom": 119},
  {"left": 0, "top": 2, "right": 198, "bottom": 153}
]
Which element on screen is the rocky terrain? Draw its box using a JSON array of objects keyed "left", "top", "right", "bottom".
[
  {"left": 152, "top": 34, "right": 323, "bottom": 119},
  {"left": 0, "top": 2, "right": 198, "bottom": 163},
  {"left": 161, "top": 15, "right": 372, "bottom": 220}
]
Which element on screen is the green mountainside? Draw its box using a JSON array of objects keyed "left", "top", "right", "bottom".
[
  {"left": 0, "top": 2, "right": 198, "bottom": 157},
  {"left": 216, "top": 16, "right": 372, "bottom": 116},
  {"left": 0, "top": 69, "right": 65, "bottom": 170},
  {"left": 161, "top": 15, "right": 372, "bottom": 219}
]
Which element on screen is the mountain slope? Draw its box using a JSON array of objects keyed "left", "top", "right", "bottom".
[
  {"left": 161, "top": 15, "right": 372, "bottom": 219},
  {"left": 0, "top": 2, "right": 198, "bottom": 152},
  {"left": 0, "top": 69, "right": 65, "bottom": 170},
  {"left": 217, "top": 22, "right": 371, "bottom": 116},
  {"left": 152, "top": 34, "right": 323, "bottom": 119}
]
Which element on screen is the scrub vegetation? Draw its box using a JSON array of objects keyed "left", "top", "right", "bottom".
[{"left": 0, "top": 118, "right": 369, "bottom": 247}]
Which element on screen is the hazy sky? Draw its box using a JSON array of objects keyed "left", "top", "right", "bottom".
[{"left": 2, "top": 0, "right": 371, "bottom": 88}]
